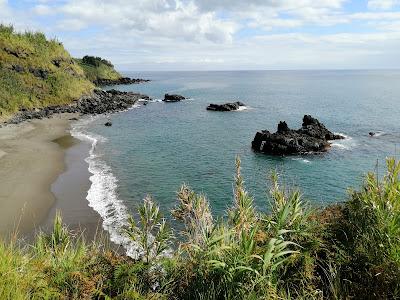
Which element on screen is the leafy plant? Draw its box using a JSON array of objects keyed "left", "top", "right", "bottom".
[{"left": 124, "top": 196, "right": 173, "bottom": 264}]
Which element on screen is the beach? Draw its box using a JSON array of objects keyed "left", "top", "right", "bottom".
[{"left": 0, "top": 114, "right": 101, "bottom": 238}]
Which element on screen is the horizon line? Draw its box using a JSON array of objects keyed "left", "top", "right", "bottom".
[{"left": 118, "top": 68, "right": 400, "bottom": 73}]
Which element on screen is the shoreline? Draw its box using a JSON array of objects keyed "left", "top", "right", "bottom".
[
  {"left": 0, "top": 113, "right": 99, "bottom": 238},
  {"left": 0, "top": 114, "right": 77, "bottom": 235},
  {"left": 0, "top": 88, "right": 146, "bottom": 241}
]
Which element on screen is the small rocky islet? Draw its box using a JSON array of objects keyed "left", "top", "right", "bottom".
[
  {"left": 163, "top": 94, "right": 186, "bottom": 102},
  {"left": 252, "top": 115, "right": 345, "bottom": 155},
  {"left": 207, "top": 101, "right": 245, "bottom": 111}
]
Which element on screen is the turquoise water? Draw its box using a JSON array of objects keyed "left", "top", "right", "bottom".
[{"left": 85, "top": 70, "right": 400, "bottom": 217}]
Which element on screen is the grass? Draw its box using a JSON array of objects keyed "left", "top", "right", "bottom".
[
  {"left": 0, "top": 25, "right": 94, "bottom": 119},
  {"left": 1, "top": 157, "right": 400, "bottom": 299},
  {"left": 75, "top": 55, "right": 122, "bottom": 83}
]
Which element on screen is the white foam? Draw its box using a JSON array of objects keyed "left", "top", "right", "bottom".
[
  {"left": 373, "top": 131, "right": 385, "bottom": 137},
  {"left": 291, "top": 157, "right": 311, "bottom": 164},
  {"left": 330, "top": 133, "right": 356, "bottom": 151},
  {"left": 70, "top": 116, "right": 141, "bottom": 258},
  {"left": 236, "top": 106, "right": 248, "bottom": 111}
]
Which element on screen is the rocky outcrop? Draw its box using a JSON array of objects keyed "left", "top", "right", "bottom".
[
  {"left": 252, "top": 115, "right": 344, "bottom": 155},
  {"left": 207, "top": 101, "right": 245, "bottom": 111},
  {"left": 163, "top": 94, "right": 186, "bottom": 102},
  {"left": 4, "top": 89, "right": 150, "bottom": 125},
  {"left": 94, "top": 77, "right": 150, "bottom": 86},
  {"left": 29, "top": 67, "right": 49, "bottom": 79}
]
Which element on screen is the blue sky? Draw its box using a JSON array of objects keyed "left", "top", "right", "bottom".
[{"left": 1, "top": 0, "right": 400, "bottom": 70}]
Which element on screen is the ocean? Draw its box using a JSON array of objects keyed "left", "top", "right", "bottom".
[{"left": 71, "top": 70, "right": 400, "bottom": 250}]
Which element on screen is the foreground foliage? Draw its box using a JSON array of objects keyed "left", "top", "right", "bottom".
[{"left": 1, "top": 157, "right": 400, "bottom": 299}]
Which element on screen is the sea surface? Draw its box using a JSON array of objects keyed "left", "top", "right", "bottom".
[{"left": 72, "top": 70, "right": 400, "bottom": 250}]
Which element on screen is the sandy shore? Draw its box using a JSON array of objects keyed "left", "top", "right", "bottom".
[
  {"left": 0, "top": 114, "right": 99, "bottom": 237},
  {"left": 41, "top": 130, "right": 104, "bottom": 240}
]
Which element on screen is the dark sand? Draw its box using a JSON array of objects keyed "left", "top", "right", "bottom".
[{"left": 39, "top": 134, "right": 105, "bottom": 240}]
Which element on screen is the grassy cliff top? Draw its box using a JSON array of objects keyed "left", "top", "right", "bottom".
[
  {"left": 0, "top": 25, "right": 94, "bottom": 118},
  {"left": 75, "top": 55, "right": 122, "bottom": 83}
]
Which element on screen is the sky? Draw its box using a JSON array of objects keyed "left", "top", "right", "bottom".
[{"left": 1, "top": 0, "right": 400, "bottom": 71}]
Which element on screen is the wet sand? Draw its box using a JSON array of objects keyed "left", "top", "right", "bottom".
[{"left": 40, "top": 133, "right": 104, "bottom": 239}]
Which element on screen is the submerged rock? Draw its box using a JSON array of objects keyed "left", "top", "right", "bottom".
[
  {"left": 252, "top": 115, "right": 345, "bottom": 155},
  {"left": 104, "top": 122, "right": 112, "bottom": 127},
  {"left": 206, "top": 101, "right": 245, "bottom": 111},
  {"left": 163, "top": 94, "right": 186, "bottom": 102}
]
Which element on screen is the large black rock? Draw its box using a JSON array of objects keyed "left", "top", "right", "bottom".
[
  {"left": 252, "top": 115, "right": 344, "bottom": 155},
  {"left": 207, "top": 101, "right": 245, "bottom": 111},
  {"left": 163, "top": 94, "right": 186, "bottom": 102}
]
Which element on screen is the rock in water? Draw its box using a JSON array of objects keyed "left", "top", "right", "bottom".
[
  {"left": 206, "top": 101, "right": 245, "bottom": 111},
  {"left": 163, "top": 94, "right": 186, "bottom": 102},
  {"left": 104, "top": 122, "right": 112, "bottom": 127},
  {"left": 252, "top": 115, "right": 345, "bottom": 155}
]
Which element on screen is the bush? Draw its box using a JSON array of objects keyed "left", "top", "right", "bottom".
[{"left": 1, "top": 158, "right": 400, "bottom": 299}]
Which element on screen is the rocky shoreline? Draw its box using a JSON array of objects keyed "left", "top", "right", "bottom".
[
  {"left": 4, "top": 89, "right": 150, "bottom": 125},
  {"left": 252, "top": 115, "right": 344, "bottom": 155},
  {"left": 93, "top": 77, "right": 150, "bottom": 86}
]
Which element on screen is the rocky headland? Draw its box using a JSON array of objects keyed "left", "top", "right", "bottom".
[
  {"left": 207, "top": 101, "right": 245, "bottom": 111},
  {"left": 94, "top": 77, "right": 150, "bottom": 86},
  {"left": 252, "top": 115, "right": 344, "bottom": 155}
]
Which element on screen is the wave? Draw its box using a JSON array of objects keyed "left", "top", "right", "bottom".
[
  {"left": 236, "top": 106, "right": 249, "bottom": 111},
  {"left": 371, "top": 131, "right": 385, "bottom": 137},
  {"left": 291, "top": 157, "right": 311, "bottom": 164},
  {"left": 70, "top": 116, "right": 140, "bottom": 258},
  {"left": 330, "top": 133, "right": 356, "bottom": 151}
]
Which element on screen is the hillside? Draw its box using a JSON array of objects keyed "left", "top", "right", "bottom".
[
  {"left": 0, "top": 25, "right": 94, "bottom": 119},
  {"left": 75, "top": 55, "right": 122, "bottom": 84}
]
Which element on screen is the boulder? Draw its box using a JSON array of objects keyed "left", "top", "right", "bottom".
[
  {"left": 206, "top": 101, "right": 245, "bottom": 111},
  {"left": 12, "top": 65, "right": 24, "bottom": 73},
  {"left": 163, "top": 94, "right": 186, "bottom": 102},
  {"left": 105, "top": 122, "right": 112, "bottom": 127},
  {"left": 252, "top": 115, "right": 345, "bottom": 155},
  {"left": 29, "top": 67, "right": 49, "bottom": 79}
]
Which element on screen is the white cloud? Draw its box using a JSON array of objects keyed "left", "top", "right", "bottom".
[
  {"left": 2, "top": 0, "right": 400, "bottom": 70},
  {"left": 33, "top": 4, "right": 53, "bottom": 15},
  {"left": 55, "top": 0, "right": 236, "bottom": 43},
  {"left": 368, "top": 0, "right": 400, "bottom": 10}
]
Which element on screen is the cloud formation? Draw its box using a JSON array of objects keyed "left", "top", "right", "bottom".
[{"left": 0, "top": 0, "right": 400, "bottom": 70}]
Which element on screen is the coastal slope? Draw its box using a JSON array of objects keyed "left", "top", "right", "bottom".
[{"left": 0, "top": 25, "right": 94, "bottom": 119}]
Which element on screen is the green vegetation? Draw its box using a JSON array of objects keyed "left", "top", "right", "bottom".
[
  {"left": 75, "top": 55, "right": 122, "bottom": 83},
  {"left": 0, "top": 25, "right": 94, "bottom": 119},
  {"left": 1, "top": 158, "right": 400, "bottom": 299}
]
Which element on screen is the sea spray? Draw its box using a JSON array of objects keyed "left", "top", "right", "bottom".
[
  {"left": 70, "top": 116, "right": 141, "bottom": 258},
  {"left": 330, "top": 133, "right": 356, "bottom": 151}
]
